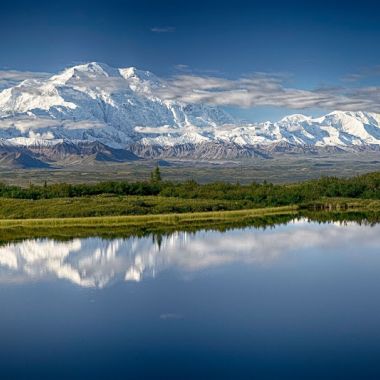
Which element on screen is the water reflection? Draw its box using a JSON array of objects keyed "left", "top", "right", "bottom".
[{"left": 0, "top": 219, "right": 379, "bottom": 288}]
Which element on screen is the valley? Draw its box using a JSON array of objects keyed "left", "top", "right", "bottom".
[{"left": 0, "top": 152, "right": 378, "bottom": 186}]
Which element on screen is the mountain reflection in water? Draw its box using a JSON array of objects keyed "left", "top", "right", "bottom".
[{"left": 0, "top": 218, "right": 379, "bottom": 288}]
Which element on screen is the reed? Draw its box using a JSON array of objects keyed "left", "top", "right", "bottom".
[{"left": 0, "top": 206, "right": 298, "bottom": 245}]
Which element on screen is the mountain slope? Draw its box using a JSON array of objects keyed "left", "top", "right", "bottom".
[
  {"left": 0, "top": 62, "right": 380, "bottom": 160},
  {"left": 0, "top": 141, "right": 50, "bottom": 168},
  {"left": 0, "top": 62, "right": 234, "bottom": 149}
]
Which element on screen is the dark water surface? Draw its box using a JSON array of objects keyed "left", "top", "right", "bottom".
[{"left": 1, "top": 219, "right": 380, "bottom": 379}]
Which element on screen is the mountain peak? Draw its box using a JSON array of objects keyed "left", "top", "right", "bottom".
[
  {"left": 1, "top": 62, "right": 380, "bottom": 156},
  {"left": 48, "top": 62, "right": 159, "bottom": 89},
  {"left": 279, "top": 114, "right": 311, "bottom": 124},
  {"left": 119, "top": 66, "right": 139, "bottom": 77},
  {"left": 119, "top": 66, "right": 158, "bottom": 82},
  {"left": 70, "top": 62, "right": 118, "bottom": 75},
  {"left": 50, "top": 62, "right": 121, "bottom": 85}
]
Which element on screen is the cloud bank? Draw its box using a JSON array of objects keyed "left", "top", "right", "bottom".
[
  {"left": 0, "top": 65, "right": 379, "bottom": 113},
  {"left": 0, "top": 70, "right": 50, "bottom": 90},
  {"left": 157, "top": 73, "right": 380, "bottom": 112}
]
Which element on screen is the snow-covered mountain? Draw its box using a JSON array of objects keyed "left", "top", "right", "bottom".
[{"left": 0, "top": 62, "right": 380, "bottom": 161}]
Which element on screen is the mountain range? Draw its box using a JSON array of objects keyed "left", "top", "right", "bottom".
[{"left": 0, "top": 62, "right": 379, "bottom": 165}]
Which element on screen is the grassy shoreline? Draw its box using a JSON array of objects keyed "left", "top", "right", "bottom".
[
  {"left": 0, "top": 194, "right": 379, "bottom": 220},
  {"left": 0, "top": 172, "right": 379, "bottom": 217},
  {"left": 0, "top": 206, "right": 297, "bottom": 228},
  {"left": 0, "top": 198, "right": 378, "bottom": 243},
  {"left": 0, "top": 195, "right": 257, "bottom": 219},
  {"left": 301, "top": 197, "right": 380, "bottom": 211},
  {"left": 0, "top": 206, "right": 298, "bottom": 244}
]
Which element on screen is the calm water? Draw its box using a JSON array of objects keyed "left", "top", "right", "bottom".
[{"left": 1, "top": 219, "right": 380, "bottom": 379}]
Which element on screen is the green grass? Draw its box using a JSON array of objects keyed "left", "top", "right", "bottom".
[
  {"left": 0, "top": 206, "right": 296, "bottom": 227},
  {"left": 0, "top": 206, "right": 298, "bottom": 244},
  {"left": 301, "top": 197, "right": 380, "bottom": 211},
  {"left": 0, "top": 193, "right": 379, "bottom": 221},
  {"left": 0, "top": 195, "right": 256, "bottom": 219},
  {"left": 0, "top": 189, "right": 378, "bottom": 220},
  {"left": 0, "top": 197, "right": 378, "bottom": 245}
]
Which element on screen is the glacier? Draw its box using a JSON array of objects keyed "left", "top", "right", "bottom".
[{"left": 0, "top": 62, "right": 380, "bottom": 159}]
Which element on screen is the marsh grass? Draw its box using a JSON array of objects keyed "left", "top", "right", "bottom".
[
  {"left": 0, "top": 195, "right": 256, "bottom": 219},
  {"left": 0, "top": 206, "right": 297, "bottom": 244},
  {"left": 0, "top": 195, "right": 379, "bottom": 245},
  {"left": 0, "top": 201, "right": 378, "bottom": 245},
  {"left": 300, "top": 197, "right": 380, "bottom": 212}
]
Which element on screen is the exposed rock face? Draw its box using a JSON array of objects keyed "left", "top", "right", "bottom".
[
  {"left": 0, "top": 143, "right": 50, "bottom": 168},
  {"left": 0, "top": 62, "right": 380, "bottom": 162},
  {"left": 130, "top": 142, "right": 270, "bottom": 159},
  {"left": 27, "top": 141, "right": 139, "bottom": 162}
]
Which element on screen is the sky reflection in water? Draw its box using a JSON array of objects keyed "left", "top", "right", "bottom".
[
  {"left": 1, "top": 219, "right": 380, "bottom": 379},
  {"left": 0, "top": 219, "right": 379, "bottom": 288}
]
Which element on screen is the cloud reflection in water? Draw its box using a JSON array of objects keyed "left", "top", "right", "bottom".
[{"left": 0, "top": 219, "right": 379, "bottom": 287}]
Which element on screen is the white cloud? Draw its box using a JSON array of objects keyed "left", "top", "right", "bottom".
[
  {"left": 156, "top": 73, "right": 380, "bottom": 112},
  {"left": 341, "top": 65, "right": 380, "bottom": 83},
  {"left": 1, "top": 65, "right": 380, "bottom": 113},
  {"left": 0, "top": 70, "right": 50, "bottom": 90},
  {"left": 0, "top": 220, "right": 379, "bottom": 287},
  {"left": 150, "top": 26, "right": 176, "bottom": 33}
]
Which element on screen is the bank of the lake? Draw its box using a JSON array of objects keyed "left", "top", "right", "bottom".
[
  {"left": 0, "top": 206, "right": 297, "bottom": 243},
  {"left": 0, "top": 199, "right": 379, "bottom": 244},
  {"left": 0, "top": 194, "right": 379, "bottom": 220},
  {"left": 0, "top": 171, "right": 378, "bottom": 219},
  {"left": 0, "top": 171, "right": 379, "bottom": 242}
]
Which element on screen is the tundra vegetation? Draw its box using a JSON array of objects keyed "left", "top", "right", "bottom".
[
  {"left": 0, "top": 171, "right": 378, "bottom": 244},
  {"left": 0, "top": 171, "right": 379, "bottom": 200},
  {"left": 0, "top": 171, "right": 378, "bottom": 219}
]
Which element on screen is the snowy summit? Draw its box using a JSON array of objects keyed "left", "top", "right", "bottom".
[{"left": 0, "top": 62, "right": 379, "bottom": 159}]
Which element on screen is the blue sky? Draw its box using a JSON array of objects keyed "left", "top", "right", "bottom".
[{"left": 1, "top": 0, "right": 380, "bottom": 121}]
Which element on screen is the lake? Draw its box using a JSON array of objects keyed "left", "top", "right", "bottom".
[{"left": 1, "top": 218, "right": 380, "bottom": 379}]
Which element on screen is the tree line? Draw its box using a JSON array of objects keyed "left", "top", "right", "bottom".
[{"left": 0, "top": 171, "right": 379, "bottom": 207}]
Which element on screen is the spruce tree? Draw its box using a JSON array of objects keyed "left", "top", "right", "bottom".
[{"left": 150, "top": 166, "right": 162, "bottom": 183}]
